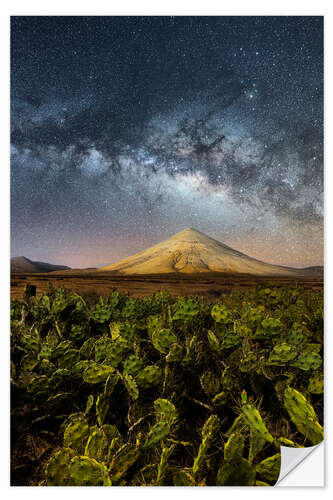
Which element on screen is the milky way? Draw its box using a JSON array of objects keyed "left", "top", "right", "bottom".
[{"left": 11, "top": 16, "right": 323, "bottom": 268}]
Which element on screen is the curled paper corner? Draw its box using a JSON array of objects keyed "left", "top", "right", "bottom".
[{"left": 276, "top": 442, "right": 324, "bottom": 487}]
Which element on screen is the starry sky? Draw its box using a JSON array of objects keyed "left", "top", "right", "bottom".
[{"left": 11, "top": 16, "right": 323, "bottom": 269}]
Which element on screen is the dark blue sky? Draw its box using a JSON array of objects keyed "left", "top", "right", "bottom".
[{"left": 11, "top": 16, "right": 323, "bottom": 268}]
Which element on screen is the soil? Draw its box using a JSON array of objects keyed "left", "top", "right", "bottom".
[{"left": 11, "top": 271, "right": 323, "bottom": 301}]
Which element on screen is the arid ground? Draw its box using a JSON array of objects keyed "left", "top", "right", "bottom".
[{"left": 11, "top": 271, "right": 323, "bottom": 301}]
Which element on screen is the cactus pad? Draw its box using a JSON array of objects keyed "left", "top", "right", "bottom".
[{"left": 284, "top": 387, "right": 323, "bottom": 444}]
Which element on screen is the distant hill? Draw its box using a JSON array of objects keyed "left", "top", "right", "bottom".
[
  {"left": 300, "top": 266, "right": 324, "bottom": 277},
  {"left": 11, "top": 256, "right": 71, "bottom": 273},
  {"left": 98, "top": 228, "right": 302, "bottom": 276}
]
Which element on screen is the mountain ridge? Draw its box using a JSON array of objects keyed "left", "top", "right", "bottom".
[
  {"left": 11, "top": 256, "right": 71, "bottom": 273},
  {"left": 98, "top": 228, "right": 302, "bottom": 276}
]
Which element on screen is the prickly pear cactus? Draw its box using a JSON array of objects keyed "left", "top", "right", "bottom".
[
  {"left": 152, "top": 328, "right": 177, "bottom": 354},
  {"left": 123, "top": 373, "right": 139, "bottom": 400},
  {"left": 143, "top": 422, "right": 171, "bottom": 449},
  {"left": 90, "top": 303, "right": 112, "bottom": 323},
  {"left": 154, "top": 398, "right": 178, "bottom": 425},
  {"left": 69, "top": 456, "right": 111, "bottom": 485},
  {"left": 200, "top": 371, "right": 220, "bottom": 396},
  {"left": 147, "top": 314, "right": 165, "bottom": 338},
  {"left": 123, "top": 355, "right": 144, "bottom": 376},
  {"left": 46, "top": 448, "right": 75, "bottom": 486},
  {"left": 212, "top": 391, "right": 229, "bottom": 407},
  {"left": 63, "top": 419, "right": 90, "bottom": 454},
  {"left": 211, "top": 304, "right": 232, "bottom": 324},
  {"left": 193, "top": 415, "right": 220, "bottom": 477},
  {"left": 221, "top": 331, "right": 241, "bottom": 349},
  {"left": 156, "top": 444, "right": 175, "bottom": 485},
  {"left": 173, "top": 470, "right": 196, "bottom": 486},
  {"left": 224, "top": 432, "right": 245, "bottom": 462},
  {"left": 256, "top": 453, "right": 281, "bottom": 483},
  {"left": 135, "top": 365, "right": 162, "bottom": 388},
  {"left": 165, "top": 342, "right": 184, "bottom": 362},
  {"left": 58, "top": 348, "right": 80, "bottom": 369},
  {"left": 241, "top": 404, "right": 274, "bottom": 444},
  {"left": 284, "top": 387, "right": 323, "bottom": 444},
  {"left": 216, "top": 458, "right": 256, "bottom": 486},
  {"left": 109, "top": 443, "right": 141, "bottom": 482},
  {"left": 308, "top": 372, "right": 324, "bottom": 394},
  {"left": 172, "top": 299, "right": 199, "bottom": 322},
  {"left": 94, "top": 337, "right": 113, "bottom": 363},
  {"left": 84, "top": 428, "right": 109, "bottom": 462},
  {"left": 104, "top": 338, "right": 129, "bottom": 368},
  {"left": 82, "top": 362, "right": 117, "bottom": 384},
  {"left": 79, "top": 338, "right": 95, "bottom": 359},
  {"left": 85, "top": 394, "right": 94, "bottom": 415},
  {"left": 119, "top": 324, "right": 135, "bottom": 343},
  {"left": 207, "top": 330, "right": 220, "bottom": 352},
  {"left": 239, "top": 352, "right": 259, "bottom": 372},
  {"left": 248, "top": 429, "right": 267, "bottom": 464},
  {"left": 96, "top": 393, "right": 109, "bottom": 426},
  {"left": 292, "top": 351, "right": 322, "bottom": 371},
  {"left": 104, "top": 371, "right": 120, "bottom": 397},
  {"left": 268, "top": 343, "right": 298, "bottom": 365}
]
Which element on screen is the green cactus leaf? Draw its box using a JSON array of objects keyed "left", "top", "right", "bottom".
[
  {"left": 63, "top": 419, "right": 90, "bottom": 454},
  {"left": 144, "top": 422, "right": 171, "bottom": 448},
  {"left": 200, "top": 371, "right": 220, "bottom": 395},
  {"left": 152, "top": 328, "right": 177, "bottom": 354},
  {"left": 216, "top": 458, "right": 256, "bottom": 486},
  {"left": 256, "top": 453, "right": 281, "bottom": 483},
  {"left": 109, "top": 443, "right": 141, "bottom": 482},
  {"left": 156, "top": 444, "right": 175, "bottom": 485},
  {"left": 166, "top": 342, "right": 184, "bottom": 362},
  {"left": 85, "top": 394, "right": 94, "bottom": 415},
  {"left": 94, "top": 337, "right": 113, "bottom": 363},
  {"left": 172, "top": 299, "right": 199, "bottom": 322},
  {"left": 154, "top": 398, "right": 178, "bottom": 425},
  {"left": 82, "top": 362, "right": 117, "bottom": 384},
  {"left": 284, "top": 387, "right": 323, "bottom": 444},
  {"left": 221, "top": 331, "right": 241, "bottom": 349},
  {"left": 123, "top": 373, "right": 139, "bottom": 400},
  {"left": 308, "top": 372, "right": 324, "bottom": 394},
  {"left": 104, "top": 370, "right": 120, "bottom": 397},
  {"left": 292, "top": 351, "right": 322, "bottom": 371},
  {"left": 207, "top": 330, "right": 220, "bottom": 352},
  {"left": 241, "top": 404, "right": 274, "bottom": 444},
  {"left": 173, "top": 470, "right": 196, "bottom": 486},
  {"left": 119, "top": 323, "right": 135, "bottom": 342},
  {"left": 104, "top": 338, "right": 129, "bottom": 368},
  {"left": 123, "top": 355, "right": 143, "bottom": 376},
  {"left": 248, "top": 429, "right": 267, "bottom": 463},
  {"left": 193, "top": 415, "right": 220, "bottom": 477},
  {"left": 46, "top": 448, "right": 75, "bottom": 486},
  {"left": 84, "top": 428, "right": 109, "bottom": 462},
  {"left": 267, "top": 343, "right": 298, "bottom": 365},
  {"left": 224, "top": 432, "right": 245, "bottom": 462},
  {"left": 212, "top": 391, "right": 229, "bottom": 407},
  {"left": 211, "top": 304, "right": 232, "bottom": 324},
  {"left": 96, "top": 393, "right": 110, "bottom": 426},
  {"left": 135, "top": 365, "right": 162, "bottom": 388},
  {"left": 79, "top": 338, "right": 95, "bottom": 359},
  {"left": 58, "top": 348, "right": 80, "bottom": 369},
  {"left": 69, "top": 456, "right": 112, "bottom": 485}
]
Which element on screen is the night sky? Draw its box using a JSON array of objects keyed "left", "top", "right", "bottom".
[{"left": 10, "top": 16, "right": 323, "bottom": 269}]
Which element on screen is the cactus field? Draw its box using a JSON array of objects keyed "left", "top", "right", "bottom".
[{"left": 10, "top": 284, "right": 323, "bottom": 486}]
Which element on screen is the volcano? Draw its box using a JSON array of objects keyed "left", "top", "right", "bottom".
[{"left": 98, "top": 228, "right": 300, "bottom": 276}]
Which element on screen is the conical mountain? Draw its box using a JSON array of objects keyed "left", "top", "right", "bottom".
[{"left": 98, "top": 228, "right": 299, "bottom": 276}]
